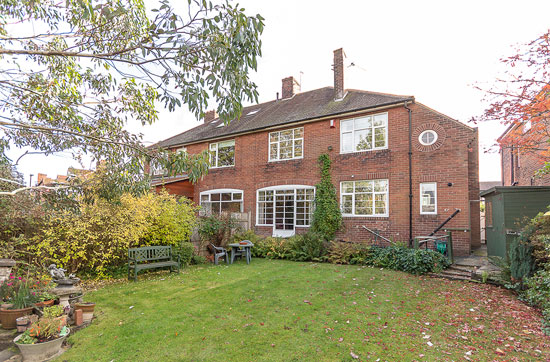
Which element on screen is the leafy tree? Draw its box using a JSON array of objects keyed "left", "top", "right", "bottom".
[
  {"left": 311, "top": 154, "right": 342, "bottom": 240},
  {"left": 0, "top": 0, "right": 264, "bottom": 197},
  {"left": 477, "top": 30, "right": 550, "bottom": 175}
]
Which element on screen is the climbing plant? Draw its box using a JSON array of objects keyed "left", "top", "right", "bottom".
[{"left": 311, "top": 154, "right": 342, "bottom": 240}]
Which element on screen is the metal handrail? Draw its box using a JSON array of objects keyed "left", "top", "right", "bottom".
[{"left": 362, "top": 226, "right": 394, "bottom": 244}]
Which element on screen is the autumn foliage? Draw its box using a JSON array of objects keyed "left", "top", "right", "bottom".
[{"left": 478, "top": 30, "right": 550, "bottom": 173}]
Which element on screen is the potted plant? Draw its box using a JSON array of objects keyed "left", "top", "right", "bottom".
[
  {"left": 74, "top": 302, "right": 95, "bottom": 323},
  {"left": 14, "top": 311, "right": 70, "bottom": 361},
  {"left": 34, "top": 291, "right": 57, "bottom": 307},
  {"left": 0, "top": 279, "right": 37, "bottom": 329}
]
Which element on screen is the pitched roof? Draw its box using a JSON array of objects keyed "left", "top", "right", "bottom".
[{"left": 155, "top": 87, "right": 413, "bottom": 148}]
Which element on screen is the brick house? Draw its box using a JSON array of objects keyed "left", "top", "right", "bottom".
[
  {"left": 499, "top": 120, "right": 550, "bottom": 186},
  {"left": 153, "top": 49, "right": 480, "bottom": 256}
]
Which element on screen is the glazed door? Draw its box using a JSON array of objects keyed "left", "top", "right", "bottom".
[{"left": 273, "top": 190, "right": 295, "bottom": 237}]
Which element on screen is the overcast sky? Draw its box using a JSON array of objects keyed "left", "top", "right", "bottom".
[{"left": 9, "top": 0, "right": 550, "bottom": 184}]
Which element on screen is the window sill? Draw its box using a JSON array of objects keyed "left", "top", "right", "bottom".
[
  {"left": 210, "top": 165, "right": 235, "bottom": 170},
  {"left": 268, "top": 157, "right": 303, "bottom": 163},
  {"left": 342, "top": 214, "right": 389, "bottom": 218},
  {"left": 340, "top": 147, "right": 388, "bottom": 155},
  {"left": 420, "top": 212, "right": 437, "bottom": 216}
]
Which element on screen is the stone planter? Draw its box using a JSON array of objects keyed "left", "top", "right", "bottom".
[
  {"left": 74, "top": 302, "right": 95, "bottom": 323},
  {"left": 0, "top": 307, "right": 33, "bottom": 329},
  {"left": 0, "top": 259, "right": 16, "bottom": 284},
  {"left": 14, "top": 328, "right": 70, "bottom": 362}
]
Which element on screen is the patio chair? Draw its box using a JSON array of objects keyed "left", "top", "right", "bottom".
[{"left": 209, "top": 243, "right": 229, "bottom": 265}]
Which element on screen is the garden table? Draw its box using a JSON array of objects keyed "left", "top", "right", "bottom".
[{"left": 228, "top": 241, "right": 254, "bottom": 264}]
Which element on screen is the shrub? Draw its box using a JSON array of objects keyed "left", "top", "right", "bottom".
[
  {"left": 311, "top": 154, "right": 342, "bottom": 240},
  {"left": 198, "top": 214, "right": 239, "bottom": 249},
  {"left": 173, "top": 242, "right": 195, "bottom": 266},
  {"left": 327, "top": 242, "right": 371, "bottom": 265},
  {"left": 365, "top": 245, "right": 450, "bottom": 275},
  {"left": 288, "top": 231, "right": 328, "bottom": 262},
  {"left": 231, "top": 229, "right": 263, "bottom": 245},
  {"left": 191, "top": 255, "right": 208, "bottom": 265},
  {"left": 523, "top": 269, "right": 550, "bottom": 334},
  {"left": 34, "top": 191, "right": 197, "bottom": 278}
]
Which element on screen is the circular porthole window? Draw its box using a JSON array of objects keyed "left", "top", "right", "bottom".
[{"left": 419, "top": 130, "right": 438, "bottom": 146}]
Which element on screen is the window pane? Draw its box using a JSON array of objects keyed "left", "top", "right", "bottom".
[
  {"left": 374, "top": 127, "right": 386, "bottom": 148},
  {"left": 270, "top": 143, "right": 278, "bottom": 160},
  {"left": 270, "top": 132, "right": 279, "bottom": 142},
  {"left": 217, "top": 142, "right": 235, "bottom": 166},
  {"left": 200, "top": 194, "right": 209, "bottom": 202},
  {"left": 341, "top": 119, "right": 354, "bottom": 132},
  {"left": 294, "top": 127, "right": 303, "bottom": 138},
  {"left": 222, "top": 193, "right": 231, "bottom": 201},
  {"left": 373, "top": 114, "right": 387, "bottom": 127},
  {"left": 355, "top": 181, "right": 372, "bottom": 193},
  {"left": 342, "top": 181, "right": 354, "bottom": 194},
  {"left": 233, "top": 192, "right": 242, "bottom": 200},
  {"left": 342, "top": 132, "right": 353, "bottom": 152},
  {"left": 375, "top": 194, "right": 387, "bottom": 215},
  {"left": 421, "top": 183, "right": 436, "bottom": 213},
  {"left": 374, "top": 180, "right": 388, "bottom": 192},
  {"left": 221, "top": 201, "right": 241, "bottom": 213},
  {"left": 342, "top": 195, "right": 353, "bottom": 214},
  {"left": 305, "top": 189, "right": 314, "bottom": 200},
  {"left": 356, "top": 129, "right": 372, "bottom": 151},
  {"left": 210, "top": 193, "right": 220, "bottom": 201},
  {"left": 280, "top": 130, "right": 293, "bottom": 141},
  {"left": 209, "top": 150, "right": 216, "bottom": 166},
  {"left": 294, "top": 139, "right": 303, "bottom": 157},
  {"left": 354, "top": 116, "right": 371, "bottom": 130}
]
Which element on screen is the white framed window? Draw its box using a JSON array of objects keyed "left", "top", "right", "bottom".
[
  {"left": 256, "top": 186, "right": 315, "bottom": 227},
  {"left": 420, "top": 182, "right": 437, "bottom": 214},
  {"left": 419, "top": 130, "right": 438, "bottom": 146},
  {"left": 269, "top": 127, "right": 304, "bottom": 161},
  {"left": 340, "top": 113, "right": 387, "bottom": 153},
  {"left": 209, "top": 140, "right": 235, "bottom": 168},
  {"left": 200, "top": 189, "right": 243, "bottom": 215},
  {"left": 340, "top": 179, "right": 388, "bottom": 217}
]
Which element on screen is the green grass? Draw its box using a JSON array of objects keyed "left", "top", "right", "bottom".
[{"left": 58, "top": 259, "right": 549, "bottom": 361}]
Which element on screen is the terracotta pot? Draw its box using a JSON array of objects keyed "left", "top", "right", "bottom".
[
  {"left": 34, "top": 299, "right": 55, "bottom": 308},
  {"left": 0, "top": 307, "right": 33, "bottom": 329},
  {"left": 14, "top": 328, "right": 70, "bottom": 362},
  {"left": 74, "top": 302, "right": 95, "bottom": 323}
]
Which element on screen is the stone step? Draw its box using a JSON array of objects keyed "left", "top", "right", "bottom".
[{"left": 428, "top": 272, "right": 475, "bottom": 282}]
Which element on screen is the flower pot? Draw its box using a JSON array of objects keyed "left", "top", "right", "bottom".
[
  {"left": 34, "top": 300, "right": 55, "bottom": 308},
  {"left": 14, "top": 328, "right": 70, "bottom": 362},
  {"left": 16, "top": 316, "right": 30, "bottom": 332},
  {"left": 0, "top": 307, "right": 33, "bottom": 329},
  {"left": 74, "top": 302, "right": 95, "bottom": 323}
]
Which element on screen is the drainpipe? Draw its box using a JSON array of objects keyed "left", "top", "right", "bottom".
[{"left": 404, "top": 101, "right": 413, "bottom": 246}]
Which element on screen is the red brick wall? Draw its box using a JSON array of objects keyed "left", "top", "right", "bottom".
[
  {"left": 501, "top": 146, "right": 550, "bottom": 186},
  {"left": 177, "top": 103, "right": 478, "bottom": 256}
]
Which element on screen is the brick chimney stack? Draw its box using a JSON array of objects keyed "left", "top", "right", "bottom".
[
  {"left": 281, "top": 76, "right": 300, "bottom": 99},
  {"left": 333, "top": 48, "right": 345, "bottom": 100},
  {"left": 204, "top": 110, "right": 218, "bottom": 124}
]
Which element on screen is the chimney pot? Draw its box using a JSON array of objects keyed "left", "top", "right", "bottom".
[
  {"left": 333, "top": 48, "right": 345, "bottom": 100},
  {"left": 204, "top": 110, "right": 218, "bottom": 124},
  {"left": 281, "top": 76, "right": 300, "bottom": 99}
]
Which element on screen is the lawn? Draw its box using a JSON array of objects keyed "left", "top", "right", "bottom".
[{"left": 58, "top": 259, "right": 549, "bottom": 361}]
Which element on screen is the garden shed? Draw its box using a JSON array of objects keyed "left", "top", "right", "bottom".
[{"left": 481, "top": 186, "right": 550, "bottom": 259}]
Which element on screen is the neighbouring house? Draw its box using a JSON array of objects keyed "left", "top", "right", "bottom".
[
  {"left": 499, "top": 119, "right": 550, "bottom": 186},
  {"left": 152, "top": 48, "right": 480, "bottom": 256}
]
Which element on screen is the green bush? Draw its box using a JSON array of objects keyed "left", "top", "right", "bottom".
[
  {"left": 327, "top": 242, "right": 371, "bottom": 265},
  {"left": 288, "top": 231, "right": 328, "bottom": 262},
  {"left": 523, "top": 269, "right": 550, "bottom": 334},
  {"left": 365, "top": 245, "right": 450, "bottom": 275},
  {"left": 34, "top": 191, "right": 198, "bottom": 278},
  {"left": 191, "top": 255, "right": 208, "bottom": 265},
  {"left": 198, "top": 214, "right": 239, "bottom": 248},
  {"left": 173, "top": 242, "right": 195, "bottom": 266}
]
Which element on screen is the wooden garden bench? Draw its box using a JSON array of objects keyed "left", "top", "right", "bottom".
[{"left": 128, "top": 246, "right": 179, "bottom": 281}]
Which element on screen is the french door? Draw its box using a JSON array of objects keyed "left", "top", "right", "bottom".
[{"left": 273, "top": 190, "right": 295, "bottom": 237}]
